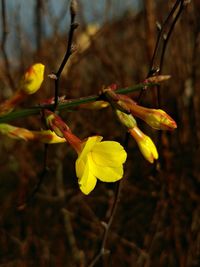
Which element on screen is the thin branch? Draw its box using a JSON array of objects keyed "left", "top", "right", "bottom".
[
  {"left": 88, "top": 133, "right": 130, "bottom": 267},
  {"left": 149, "top": 0, "right": 182, "bottom": 75},
  {"left": 0, "top": 82, "right": 157, "bottom": 123},
  {"left": 17, "top": 144, "right": 49, "bottom": 210},
  {"left": 61, "top": 208, "right": 85, "bottom": 266},
  {"left": 54, "top": 0, "right": 78, "bottom": 108},
  {"left": 1, "top": 0, "right": 16, "bottom": 90},
  {"left": 159, "top": 0, "right": 185, "bottom": 74},
  {"left": 138, "top": 0, "right": 185, "bottom": 105}
]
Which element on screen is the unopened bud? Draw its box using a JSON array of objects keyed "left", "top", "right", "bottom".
[
  {"left": 0, "top": 123, "right": 66, "bottom": 144},
  {"left": 145, "top": 75, "right": 171, "bottom": 83},
  {"left": 129, "top": 127, "right": 158, "bottom": 163},
  {"left": 116, "top": 110, "right": 137, "bottom": 129},
  {"left": 70, "top": 0, "right": 78, "bottom": 16},
  {"left": 145, "top": 109, "right": 177, "bottom": 130},
  {"left": 80, "top": 100, "right": 109, "bottom": 110},
  {"left": 45, "top": 111, "right": 68, "bottom": 138},
  {"left": 20, "top": 63, "right": 45, "bottom": 95}
]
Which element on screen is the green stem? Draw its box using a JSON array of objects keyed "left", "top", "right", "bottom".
[{"left": 0, "top": 83, "right": 157, "bottom": 123}]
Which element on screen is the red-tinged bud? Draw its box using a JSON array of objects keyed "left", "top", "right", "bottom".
[
  {"left": 121, "top": 100, "right": 177, "bottom": 131},
  {"left": 33, "top": 130, "right": 66, "bottom": 144},
  {"left": 44, "top": 110, "right": 69, "bottom": 138},
  {"left": 44, "top": 110, "right": 82, "bottom": 152},
  {"left": 20, "top": 63, "right": 45, "bottom": 95},
  {"left": 144, "top": 109, "right": 177, "bottom": 130},
  {"left": 0, "top": 123, "right": 66, "bottom": 144},
  {"left": 0, "top": 123, "right": 34, "bottom": 141},
  {"left": 0, "top": 91, "right": 26, "bottom": 115},
  {"left": 0, "top": 63, "right": 45, "bottom": 115},
  {"left": 145, "top": 75, "right": 171, "bottom": 83}
]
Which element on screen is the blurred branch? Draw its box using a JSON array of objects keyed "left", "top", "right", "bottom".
[
  {"left": 1, "top": 0, "right": 16, "bottom": 90},
  {"left": 62, "top": 208, "right": 85, "bottom": 267},
  {"left": 44, "top": 0, "right": 70, "bottom": 36},
  {"left": 144, "top": 0, "right": 156, "bottom": 61},
  {"left": 0, "top": 82, "right": 157, "bottom": 123},
  {"left": 35, "top": 0, "right": 43, "bottom": 51},
  {"left": 54, "top": 0, "right": 78, "bottom": 108},
  {"left": 149, "top": 0, "right": 184, "bottom": 75}
]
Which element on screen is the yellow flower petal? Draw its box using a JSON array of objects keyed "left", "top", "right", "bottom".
[
  {"left": 78, "top": 136, "right": 103, "bottom": 162},
  {"left": 76, "top": 158, "right": 97, "bottom": 195},
  {"left": 91, "top": 141, "right": 127, "bottom": 167},
  {"left": 89, "top": 156, "right": 124, "bottom": 182}
]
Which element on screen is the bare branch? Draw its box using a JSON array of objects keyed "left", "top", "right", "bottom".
[
  {"left": 54, "top": 0, "right": 79, "bottom": 109},
  {"left": 138, "top": 0, "right": 186, "bottom": 106}
]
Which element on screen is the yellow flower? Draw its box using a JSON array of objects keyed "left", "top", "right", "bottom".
[
  {"left": 20, "top": 63, "right": 45, "bottom": 94},
  {"left": 129, "top": 127, "right": 158, "bottom": 163},
  {"left": 44, "top": 110, "right": 127, "bottom": 194},
  {"left": 75, "top": 136, "right": 127, "bottom": 195}
]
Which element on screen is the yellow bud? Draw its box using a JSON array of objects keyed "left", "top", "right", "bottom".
[
  {"left": 129, "top": 127, "right": 158, "bottom": 163},
  {"left": 115, "top": 110, "right": 137, "bottom": 129},
  {"left": 79, "top": 100, "right": 109, "bottom": 110},
  {"left": 20, "top": 63, "right": 45, "bottom": 94}
]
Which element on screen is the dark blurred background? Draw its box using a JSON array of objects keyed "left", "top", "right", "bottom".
[{"left": 0, "top": 0, "right": 200, "bottom": 266}]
